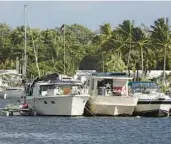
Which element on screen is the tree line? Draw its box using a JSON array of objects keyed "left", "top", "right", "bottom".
[{"left": 0, "top": 18, "right": 171, "bottom": 79}]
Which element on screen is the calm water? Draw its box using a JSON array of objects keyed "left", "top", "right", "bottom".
[{"left": 0, "top": 100, "right": 171, "bottom": 144}]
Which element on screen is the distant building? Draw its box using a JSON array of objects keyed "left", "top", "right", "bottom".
[
  {"left": 0, "top": 70, "right": 20, "bottom": 75},
  {"left": 0, "top": 70, "right": 22, "bottom": 87},
  {"left": 125, "top": 70, "right": 171, "bottom": 79}
]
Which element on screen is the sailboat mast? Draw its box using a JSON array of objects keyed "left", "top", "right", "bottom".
[
  {"left": 24, "top": 5, "right": 27, "bottom": 78},
  {"left": 64, "top": 25, "right": 65, "bottom": 75}
]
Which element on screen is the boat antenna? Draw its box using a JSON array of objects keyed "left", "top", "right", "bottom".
[{"left": 24, "top": 5, "right": 27, "bottom": 78}]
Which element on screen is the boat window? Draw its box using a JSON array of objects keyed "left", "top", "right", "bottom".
[
  {"left": 51, "top": 101, "right": 55, "bottom": 104},
  {"left": 39, "top": 85, "right": 56, "bottom": 95},
  {"left": 96, "top": 79, "right": 127, "bottom": 96},
  {"left": 7, "top": 88, "right": 15, "bottom": 91},
  {"left": 44, "top": 101, "right": 47, "bottom": 104},
  {"left": 40, "top": 85, "right": 56, "bottom": 91},
  {"left": 97, "top": 79, "right": 113, "bottom": 96},
  {"left": 98, "top": 79, "right": 113, "bottom": 88}
]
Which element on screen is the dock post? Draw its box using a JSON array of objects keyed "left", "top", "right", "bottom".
[
  {"left": 33, "top": 111, "right": 37, "bottom": 116},
  {"left": 4, "top": 93, "right": 7, "bottom": 99}
]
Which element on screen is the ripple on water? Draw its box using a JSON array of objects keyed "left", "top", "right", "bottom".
[{"left": 0, "top": 116, "right": 171, "bottom": 144}]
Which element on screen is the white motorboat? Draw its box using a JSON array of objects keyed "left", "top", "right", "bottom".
[
  {"left": 85, "top": 72, "right": 138, "bottom": 116},
  {"left": 0, "top": 74, "right": 23, "bottom": 100},
  {"left": 130, "top": 82, "right": 171, "bottom": 117},
  {"left": 20, "top": 73, "right": 90, "bottom": 116},
  {"left": 0, "top": 87, "right": 24, "bottom": 100}
]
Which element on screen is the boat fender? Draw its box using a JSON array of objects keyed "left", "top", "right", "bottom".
[
  {"left": 6, "top": 111, "right": 10, "bottom": 116},
  {"left": 20, "top": 100, "right": 29, "bottom": 109},
  {"left": 22, "top": 103, "right": 29, "bottom": 108},
  {"left": 4, "top": 93, "right": 7, "bottom": 99}
]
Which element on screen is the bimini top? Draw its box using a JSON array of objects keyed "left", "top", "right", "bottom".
[
  {"left": 92, "top": 72, "right": 127, "bottom": 76},
  {"left": 91, "top": 72, "right": 132, "bottom": 80},
  {"left": 128, "top": 81, "right": 158, "bottom": 89}
]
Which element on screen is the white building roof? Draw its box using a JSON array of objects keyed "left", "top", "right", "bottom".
[
  {"left": 124, "top": 70, "right": 171, "bottom": 79},
  {"left": 0, "top": 70, "right": 20, "bottom": 75}
]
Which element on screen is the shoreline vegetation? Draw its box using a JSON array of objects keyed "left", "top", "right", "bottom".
[{"left": 0, "top": 18, "right": 171, "bottom": 83}]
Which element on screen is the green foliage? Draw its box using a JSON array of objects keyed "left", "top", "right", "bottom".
[
  {"left": 1, "top": 18, "right": 171, "bottom": 79},
  {"left": 104, "top": 54, "right": 126, "bottom": 72},
  {"left": 150, "top": 18, "right": 171, "bottom": 84}
]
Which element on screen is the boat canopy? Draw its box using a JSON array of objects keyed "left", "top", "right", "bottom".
[
  {"left": 128, "top": 81, "right": 158, "bottom": 89},
  {"left": 92, "top": 72, "right": 127, "bottom": 76},
  {"left": 91, "top": 72, "right": 132, "bottom": 80}
]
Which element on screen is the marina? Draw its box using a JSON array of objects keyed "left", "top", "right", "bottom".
[
  {"left": 1, "top": 1, "right": 171, "bottom": 143},
  {"left": 0, "top": 71, "right": 171, "bottom": 118},
  {"left": 0, "top": 4, "right": 170, "bottom": 118}
]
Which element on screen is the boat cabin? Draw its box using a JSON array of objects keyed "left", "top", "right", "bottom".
[
  {"left": 89, "top": 72, "right": 132, "bottom": 96},
  {"left": 24, "top": 81, "right": 88, "bottom": 97}
]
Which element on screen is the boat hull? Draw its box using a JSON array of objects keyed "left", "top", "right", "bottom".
[
  {"left": 87, "top": 96, "right": 138, "bottom": 116},
  {"left": 25, "top": 95, "right": 90, "bottom": 116},
  {"left": 133, "top": 99, "right": 171, "bottom": 117},
  {"left": 0, "top": 90, "right": 23, "bottom": 100}
]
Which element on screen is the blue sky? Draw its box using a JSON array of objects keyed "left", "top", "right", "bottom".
[{"left": 0, "top": 1, "right": 171, "bottom": 31}]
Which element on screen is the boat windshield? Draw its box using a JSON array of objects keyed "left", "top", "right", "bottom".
[
  {"left": 130, "top": 82, "right": 160, "bottom": 94},
  {"left": 40, "top": 85, "right": 56, "bottom": 91}
]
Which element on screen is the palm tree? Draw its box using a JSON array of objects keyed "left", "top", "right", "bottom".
[
  {"left": 94, "top": 24, "right": 129, "bottom": 72},
  {"left": 132, "top": 27, "right": 149, "bottom": 77},
  {"left": 150, "top": 18, "right": 171, "bottom": 85},
  {"left": 93, "top": 23, "right": 113, "bottom": 49},
  {"left": 117, "top": 20, "right": 135, "bottom": 73},
  {"left": 92, "top": 23, "right": 113, "bottom": 72}
]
